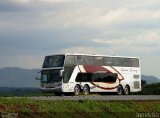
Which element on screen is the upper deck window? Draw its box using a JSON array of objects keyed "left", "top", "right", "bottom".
[
  {"left": 131, "top": 58, "right": 139, "bottom": 67},
  {"left": 112, "top": 57, "right": 122, "bottom": 66},
  {"left": 85, "top": 56, "right": 94, "bottom": 65},
  {"left": 75, "top": 55, "right": 85, "bottom": 65},
  {"left": 65, "top": 55, "right": 75, "bottom": 65},
  {"left": 122, "top": 58, "right": 131, "bottom": 67},
  {"left": 104, "top": 57, "right": 113, "bottom": 66},
  {"left": 43, "top": 55, "right": 65, "bottom": 68},
  {"left": 95, "top": 56, "right": 103, "bottom": 66}
]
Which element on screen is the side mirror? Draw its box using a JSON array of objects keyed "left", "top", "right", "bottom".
[
  {"left": 35, "top": 71, "right": 41, "bottom": 80},
  {"left": 35, "top": 76, "right": 41, "bottom": 80},
  {"left": 59, "top": 70, "right": 64, "bottom": 77}
]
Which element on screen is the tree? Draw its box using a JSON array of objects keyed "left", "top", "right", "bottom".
[{"left": 141, "top": 80, "right": 147, "bottom": 87}]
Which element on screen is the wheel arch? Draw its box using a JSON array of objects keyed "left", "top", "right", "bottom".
[
  {"left": 84, "top": 84, "right": 90, "bottom": 88},
  {"left": 125, "top": 84, "right": 130, "bottom": 89}
]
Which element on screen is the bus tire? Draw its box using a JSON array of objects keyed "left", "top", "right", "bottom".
[
  {"left": 83, "top": 85, "right": 90, "bottom": 95},
  {"left": 117, "top": 85, "right": 124, "bottom": 95},
  {"left": 124, "top": 85, "right": 130, "bottom": 95},
  {"left": 74, "top": 85, "right": 81, "bottom": 96}
]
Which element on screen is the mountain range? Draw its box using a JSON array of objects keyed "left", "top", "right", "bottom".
[
  {"left": 0, "top": 67, "right": 159, "bottom": 87},
  {"left": 0, "top": 67, "right": 40, "bottom": 87}
]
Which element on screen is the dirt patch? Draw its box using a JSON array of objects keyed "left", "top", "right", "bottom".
[{"left": 0, "top": 104, "right": 7, "bottom": 112}]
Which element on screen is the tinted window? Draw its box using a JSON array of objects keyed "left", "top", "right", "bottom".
[
  {"left": 43, "top": 55, "right": 65, "bottom": 68},
  {"left": 76, "top": 73, "right": 83, "bottom": 82},
  {"left": 92, "top": 73, "right": 117, "bottom": 82},
  {"left": 41, "top": 70, "right": 61, "bottom": 83},
  {"left": 113, "top": 57, "right": 122, "bottom": 66},
  {"left": 75, "top": 55, "right": 85, "bottom": 65},
  {"left": 95, "top": 56, "right": 104, "bottom": 66},
  {"left": 85, "top": 56, "right": 94, "bottom": 65},
  {"left": 122, "top": 58, "right": 131, "bottom": 67},
  {"left": 63, "top": 66, "right": 76, "bottom": 83},
  {"left": 76, "top": 73, "right": 117, "bottom": 83},
  {"left": 103, "top": 74, "right": 117, "bottom": 82},
  {"left": 104, "top": 57, "right": 113, "bottom": 66},
  {"left": 131, "top": 58, "right": 139, "bottom": 67},
  {"left": 65, "top": 56, "right": 75, "bottom": 65},
  {"left": 76, "top": 73, "right": 92, "bottom": 82}
]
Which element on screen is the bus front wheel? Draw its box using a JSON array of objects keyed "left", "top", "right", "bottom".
[
  {"left": 83, "top": 85, "right": 90, "bottom": 95},
  {"left": 74, "top": 85, "right": 81, "bottom": 96}
]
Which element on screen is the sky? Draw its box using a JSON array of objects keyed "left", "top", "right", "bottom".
[{"left": 0, "top": 0, "right": 160, "bottom": 78}]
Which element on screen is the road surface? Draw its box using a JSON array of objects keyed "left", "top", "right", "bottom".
[{"left": 27, "top": 95, "right": 160, "bottom": 101}]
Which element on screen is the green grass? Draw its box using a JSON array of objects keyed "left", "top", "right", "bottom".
[{"left": 0, "top": 98, "right": 160, "bottom": 118}]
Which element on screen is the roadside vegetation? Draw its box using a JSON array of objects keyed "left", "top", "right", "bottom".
[
  {"left": 0, "top": 81, "right": 159, "bottom": 117},
  {"left": 140, "top": 82, "right": 160, "bottom": 95},
  {"left": 0, "top": 81, "right": 159, "bottom": 97},
  {"left": 0, "top": 87, "right": 53, "bottom": 97},
  {"left": 0, "top": 98, "right": 160, "bottom": 118}
]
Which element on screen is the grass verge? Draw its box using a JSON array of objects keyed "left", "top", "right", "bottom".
[{"left": 0, "top": 98, "right": 160, "bottom": 118}]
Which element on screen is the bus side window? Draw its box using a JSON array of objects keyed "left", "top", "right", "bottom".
[
  {"left": 113, "top": 57, "right": 122, "bottom": 66},
  {"left": 122, "top": 58, "right": 131, "bottom": 67},
  {"left": 104, "top": 57, "right": 113, "bottom": 66},
  {"left": 104, "top": 74, "right": 117, "bottom": 83},
  {"left": 65, "top": 56, "right": 75, "bottom": 65},
  {"left": 63, "top": 71, "right": 71, "bottom": 83},
  {"left": 131, "top": 58, "right": 139, "bottom": 67},
  {"left": 86, "top": 73, "right": 92, "bottom": 82},
  {"left": 75, "top": 73, "right": 81, "bottom": 82},
  {"left": 76, "top": 73, "right": 87, "bottom": 82},
  {"left": 85, "top": 56, "right": 94, "bottom": 65},
  {"left": 94, "top": 56, "right": 104, "bottom": 66},
  {"left": 75, "top": 55, "right": 85, "bottom": 65}
]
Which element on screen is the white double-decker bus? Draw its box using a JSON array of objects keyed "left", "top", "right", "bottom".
[{"left": 38, "top": 53, "right": 141, "bottom": 95}]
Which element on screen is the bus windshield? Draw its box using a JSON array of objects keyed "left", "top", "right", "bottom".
[
  {"left": 43, "top": 55, "right": 65, "bottom": 68},
  {"left": 41, "top": 70, "right": 61, "bottom": 83}
]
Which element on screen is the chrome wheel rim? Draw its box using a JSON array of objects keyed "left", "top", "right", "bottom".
[
  {"left": 74, "top": 86, "right": 80, "bottom": 95},
  {"left": 124, "top": 86, "right": 129, "bottom": 95},
  {"left": 83, "top": 86, "right": 89, "bottom": 95}
]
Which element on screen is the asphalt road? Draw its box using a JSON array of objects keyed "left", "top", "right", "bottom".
[{"left": 27, "top": 95, "right": 160, "bottom": 101}]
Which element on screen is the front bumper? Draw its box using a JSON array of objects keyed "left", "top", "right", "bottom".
[{"left": 41, "top": 86, "right": 62, "bottom": 93}]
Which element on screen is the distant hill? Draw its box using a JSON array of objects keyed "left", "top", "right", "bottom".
[
  {"left": 141, "top": 75, "right": 160, "bottom": 84},
  {"left": 0, "top": 67, "right": 40, "bottom": 87},
  {"left": 0, "top": 67, "right": 159, "bottom": 87}
]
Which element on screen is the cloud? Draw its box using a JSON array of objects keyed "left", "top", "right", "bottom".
[
  {"left": 60, "top": 46, "right": 105, "bottom": 55},
  {"left": 0, "top": 0, "right": 30, "bottom": 12},
  {"left": 92, "top": 31, "right": 160, "bottom": 54},
  {"left": 39, "top": 0, "right": 81, "bottom": 3},
  {"left": 0, "top": 0, "right": 160, "bottom": 77},
  {"left": 1, "top": 0, "right": 160, "bottom": 31},
  {"left": 0, "top": 54, "right": 43, "bottom": 69},
  {"left": 15, "top": 0, "right": 31, "bottom": 3}
]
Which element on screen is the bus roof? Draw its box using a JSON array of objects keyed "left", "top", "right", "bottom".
[{"left": 46, "top": 53, "right": 139, "bottom": 59}]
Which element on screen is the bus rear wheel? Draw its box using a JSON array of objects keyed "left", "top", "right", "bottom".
[
  {"left": 83, "top": 85, "right": 90, "bottom": 95},
  {"left": 124, "top": 85, "right": 130, "bottom": 95},
  {"left": 74, "top": 85, "right": 81, "bottom": 96},
  {"left": 117, "top": 85, "right": 124, "bottom": 95}
]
